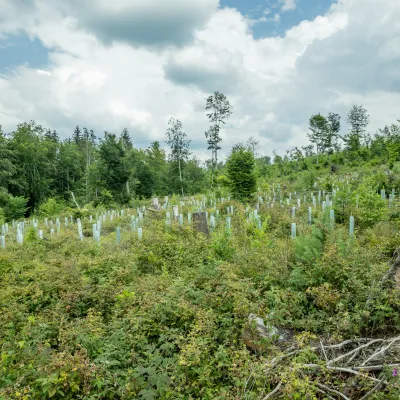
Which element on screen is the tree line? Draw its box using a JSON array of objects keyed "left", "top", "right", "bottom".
[
  {"left": 268, "top": 105, "right": 400, "bottom": 176},
  {"left": 0, "top": 92, "right": 234, "bottom": 218},
  {"left": 0, "top": 91, "right": 399, "bottom": 219}
]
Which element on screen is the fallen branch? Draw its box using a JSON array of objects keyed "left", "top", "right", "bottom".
[
  {"left": 146, "top": 207, "right": 161, "bottom": 213},
  {"left": 381, "top": 248, "right": 400, "bottom": 287},
  {"left": 315, "top": 383, "right": 350, "bottom": 400},
  {"left": 262, "top": 381, "right": 282, "bottom": 400},
  {"left": 353, "top": 363, "right": 400, "bottom": 371},
  {"left": 269, "top": 350, "right": 303, "bottom": 368},
  {"left": 366, "top": 247, "right": 400, "bottom": 308},
  {"left": 301, "top": 364, "right": 382, "bottom": 383},
  {"left": 327, "top": 339, "right": 384, "bottom": 366},
  {"left": 262, "top": 336, "right": 400, "bottom": 399},
  {"left": 320, "top": 340, "right": 328, "bottom": 362},
  {"left": 361, "top": 336, "right": 400, "bottom": 366},
  {"left": 315, "top": 387, "right": 336, "bottom": 400},
  {"left": 323, "top": 338, "right": 376, "bottom": 350},
  {"left": 359, "top": 380, "right": 385, "bottom": 400}
]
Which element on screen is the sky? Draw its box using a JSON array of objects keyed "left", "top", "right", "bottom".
[{"left": 0, "top": 0, "right": 399, "bottom": 161}]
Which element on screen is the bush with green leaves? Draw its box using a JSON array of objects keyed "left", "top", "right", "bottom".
[
  {"left": 0, "top": 189, "right": 28, "bottom": 221},
  {"left": 1, "top": 178, "right": 400, "bottom": 398},
  {"left": 355, "top": 180, "right": 387, "bottom": 228},
  {"left": 38, "top": 197, "right": 65, "bottom": 217}
]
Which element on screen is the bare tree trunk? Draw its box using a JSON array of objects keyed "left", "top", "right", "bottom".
[
  {"left": 211, "top": 149, "right": 217, "bottom": 189},
  {"left": 70, "top": 191, "right": 81, "bottom": 209},
  {"left": 86, "top": 140, "right": 89, "bottom": 195},
  {"left": 178, "top": 158, "right": 184, "bottom": 196}
]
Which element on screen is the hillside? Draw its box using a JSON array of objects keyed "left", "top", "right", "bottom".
[{"left": 2, "top": 157, "right": 400, "bottom": 398}]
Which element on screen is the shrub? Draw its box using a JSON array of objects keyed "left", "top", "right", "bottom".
[
  {"left": 355, "top": 181, "right": 387, "bottom": 228},
  {"left": 38, "top": 198, "right": 65, "bottom": 217},
  {"left": 0, "top": 190, "right": 28, "bottom": 220}
]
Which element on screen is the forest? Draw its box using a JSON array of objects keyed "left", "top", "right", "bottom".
[
  {"left": 1, "top": 92, "right": 400, "bottom": 399},
  {"left": 1, "top": 91, "right": 399, "bottom": 217}
]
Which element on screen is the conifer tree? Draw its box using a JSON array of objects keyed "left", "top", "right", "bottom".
[{"left": 226, "top": 144, "right": 256, "bottom": 201}]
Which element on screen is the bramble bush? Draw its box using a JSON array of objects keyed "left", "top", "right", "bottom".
[{"left": 1, "top": 177, "right": 400, "bottom": 398}]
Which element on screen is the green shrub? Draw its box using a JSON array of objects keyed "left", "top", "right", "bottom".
[
  {"left": 212, "top": 229, "right": 235, "bottom": 261},
  {"left": 294, "top": 227, "right": 324, "bottom": 265},
  {"left": 38, "top": 198, "right": 65, "bottom": 216},
  {"left": 355, "top": 181, "right": 387, "bottom": 228},
  {"left": 0, "top": 191, "right": 28, "bottom": 220}
]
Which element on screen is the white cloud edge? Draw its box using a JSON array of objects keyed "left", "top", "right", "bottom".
[{"left": 0, "top": 0, "right": 399, "bottom": 161}]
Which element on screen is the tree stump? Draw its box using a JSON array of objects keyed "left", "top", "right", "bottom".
[{"left": 193, "top": 212, "right": 209, "bottom": 236}]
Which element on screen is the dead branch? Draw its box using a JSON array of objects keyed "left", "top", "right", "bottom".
[
  {"left": 366, "top": 247, "right": 400, "bottom": 308},
  {"left": 269, "top": 350, "right": 304, "bottom": 368},
  {"left": 353, "top": 363, "right": 400, "bottom": 371},
  {"left": 315, "top": 383, "right": 350, "bottom": 400},
  {"left": 70, "top": 191, "right": 81, "bottom": 209},
  {"left": 361, "top": 335, "right": 400, "bottom": 366},
  {"left": 323, "top": 338, "right": 376, "bottom": 350},
  {"left": 301, "top": 364, "right": 382, "bottom": 383},
  {"left": 327, "top": 339, "right": 384, "bottom": 366},
  {"left": 262, "top": 381, "right": 282, "bottom": 400},
  {"left": 262, "top": 336, "right": 400, "bottom": 399},
  {"left": 359, "top": 380, "right": 385, "bottom": 400},
  {"left": 315, "top": 388, "right": 336, "bottom": 400},
  {"left": 347, "top": 347, "right": 361, "bottom": 364},
  {"left": 381, "top": 248, "right": 400, "bottom": 287},
  {"left": 320, "top": 340, "right": 328, "bottom": 362},
  {"left": 146, "top": 208, "right": 161, "bottom": 213}
]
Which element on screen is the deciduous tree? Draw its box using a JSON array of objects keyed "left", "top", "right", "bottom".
[
  {"left": 205, "top": 92, "right": 232, "bottom": 187},
  {"left": 166, "top": 118, "right": 191, "bottom": 196}
]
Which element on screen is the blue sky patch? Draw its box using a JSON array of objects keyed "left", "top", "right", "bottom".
[
  {"left": 0, "top": 1, "right": 335, "bottom": 73},
  {"left": 220, "top": 0, "right": 335, "bottom": 37},
  {"left": 0, "top": 33, "right": 49, "bottom": 73}
]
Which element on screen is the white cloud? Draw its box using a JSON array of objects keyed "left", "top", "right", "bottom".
[
  {"left": 0, "top": 0, "right": 219, "bottom": 48},
  {"left": 280, "top": 0, "right": 297, "bottom": 12},
  {"left": 0, "top": 0, "right": 400, "bottom": 160}
]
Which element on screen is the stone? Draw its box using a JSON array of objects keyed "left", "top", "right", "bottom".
[{"left": 242, "top": 314, "right": 292, "bottom": 352}]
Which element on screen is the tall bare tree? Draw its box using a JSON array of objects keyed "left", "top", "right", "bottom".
[{"left": 205, "top": 92, "right": 232, "bottom": 187}]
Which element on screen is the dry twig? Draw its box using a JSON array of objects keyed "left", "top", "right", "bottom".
[
  {"left": 320, "top": 340, "right": 328, "bottom": 362},
  {"left": 301, "top": 364, "right": 382, "bottom": 383},
  {"left": 361, "top": 335, "right": 400, "bottom": 366},
  {"left": 359, "top": 380, "right": 385, "bottom": 400},
  {"left": 323, "top": 339, "right": 376, "bottom": 350},
  {"left": 315, "top": 382, "right": 350, "bottom": 400},
  {"left": 327, "top": 339, "right": 383, "bottom": 366},
  {"left": 316, "top": 387, "right": 336, "bottom": 400},
  {"left": 262, "top": 381, "right": 282, "bottom": 400}
]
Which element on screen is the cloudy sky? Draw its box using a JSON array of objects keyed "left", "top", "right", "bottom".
[{"left": 0, "top": 0, "right": 399, "bottom": 161}]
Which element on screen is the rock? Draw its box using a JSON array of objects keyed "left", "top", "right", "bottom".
[{"left": 242, "top": 314, "right": 292, "bottom": 352}]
